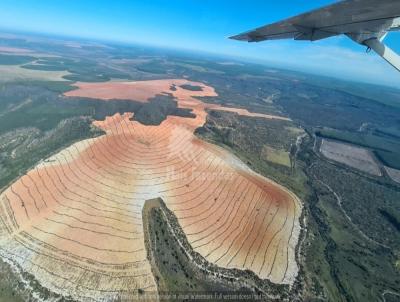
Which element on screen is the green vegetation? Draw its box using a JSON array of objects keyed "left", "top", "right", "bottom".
[
  {"left": 171, "top": 58, "right": 269, "bottom": 77},
  {"left": 18, "top": 56, "right": 131, "bottom": 82},
  {"left": 298, "top": 142, "right": 400, "bottom": 301},
  {"left": 0, "top": 259, "right": 25, "bottom": 302},
  {"left": 1, "top": 33, "right": 400, "bottom": 302},
  {"left": 373, "top": 126, "right": 400, "bottom": 139},
  {"left": 276, "top": 83, "right": 400, "bottom": 131},
  {"left": 134, "top": 94, "right": 195, "bottom": 125},
  {"left": 136, "top": 60, "right": 169, "bottom": 74},
  {"left": 0, "top": 81, "right": 200, "bottom": 192},
  {"left": 193, "top": 66, "right": 400, "bottom": 301},
  {"left": 316, "top": 128, "right": 400, "bottom": 152},
  {"left": 379, "top": 208, "right": 400, "bottom": 232},
  {"left": 317, "top": 128, "right": 400, "bottom": 169},
  {"left": 147, "top": 207, "right": 249, "bottom": 297},
  {"left": 0, "top": 82, "right": 198, "bottom": 135},
  {"left": 180, "top": 84, "right": 203, "bottom": 91},
  {"left": 308, "top": 74, "right": 400, "bottom": 109},
  {"left": 20, "top": 80, "right": 76, "bottom": 93},
  {"left": 21, "top": 63, "right": 67, "bottom": 71},
  {"left": 0, "top": 258, "right": 76, "bottom": 302},
  {"left": 0, "top": 54, "right": 35, "bottom": 65},
  {"left": 63, "top": 73, "right": 110, "bottom": 82},
  {"left": 144, "top": 199, "right": 292, "bottom": 301},
  {"left": 375, "top": 150, "right": 400, "bottom": 170},
  {"left": 196, "top": 110, "right": 307, "bottom": 198},
  {"left": 312, "top": 156, "right": 400, "bottom": 250},
  {"left": 197, "top": 108, "right": 400, "bottom": 301},
  {"left": 0, "top": 84, "right": 92, "bottom": 133},
  {"left": 262, "top": 146, "right": 291, "bottom": 167},
  {"left": 0, "top": 117, "right": 102, "bottom": 190}
]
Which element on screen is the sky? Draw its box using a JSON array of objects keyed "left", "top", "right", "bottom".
[{"left": 0, "top": 0, "right": 399, "bottom": 87}]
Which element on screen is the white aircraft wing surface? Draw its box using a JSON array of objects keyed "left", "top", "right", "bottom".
[{"left": 230, "top": 0, "right": 400, "bottom": 71}]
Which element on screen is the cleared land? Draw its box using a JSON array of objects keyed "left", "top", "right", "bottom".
[
  {"left": 262, "top": 146, "right": 291, "bottom": 167},
  {"left": 0, "top": 65, "right": 70, "bottom": 82},
  {"left": 320, "top": 139, "right": 381, "bottom": 176},
  {"left": 0, "top": 47, "right": 33, "bottom": 54},
  {"left": 65, "top": 79, "right": 291, "bottom": 121},
  {"left": 385, "top": 166, "right": 400, "bottom": 184},
  {"left": 0, "top": 79, "right": 301, "bottom": 301}
]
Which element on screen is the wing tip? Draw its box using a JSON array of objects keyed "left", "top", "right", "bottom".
[
  {"left": 229, "top": 33, "right": 252, "bottom": 42},
  {"left": 229, "top": 30, "right": 266, "bottom": 42},
  {"left": 229, "top": 34, "right": 245, "bottom": 41}
]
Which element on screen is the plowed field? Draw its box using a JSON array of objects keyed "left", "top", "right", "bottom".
[{"left": 0, "top": 79, "right": 301, "bottom": 301}]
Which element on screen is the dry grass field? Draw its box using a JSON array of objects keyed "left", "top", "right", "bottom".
[
  {"left": 0, "top": 65, "right": 70, "bottom": 82},
  {"left": 320, "top": 139, "right": 382, "bottom": 176},
  {"left": 262, "top": 146, "right": 291, "bottom": 167},
  {"left": 0, "top": 79, "right": 302, "bottom": 301},
  {"left": 0, "top": 47, "right": 33, "bottom": 53}
]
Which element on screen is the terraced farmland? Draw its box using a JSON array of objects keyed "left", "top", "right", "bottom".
[{"left": 0, "top": 79, "right": 302, "bottom": 301}]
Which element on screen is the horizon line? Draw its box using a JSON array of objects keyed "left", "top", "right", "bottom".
[{"left": 0, "top": 26, "right": 399, "bottom": 90}]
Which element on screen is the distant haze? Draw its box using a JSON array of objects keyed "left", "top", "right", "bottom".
[{"left": 0, "top": 0, "right": 399, "bottom": 87}]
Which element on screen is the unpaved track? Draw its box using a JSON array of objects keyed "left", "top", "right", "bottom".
[{"left": 0, "top": 79, "right": 301, "bottom": 301}]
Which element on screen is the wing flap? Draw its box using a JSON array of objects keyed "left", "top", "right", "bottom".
[
  {"left": 230, "top": 0, "right": 400, "bottom": 42},
  {"left": 230, "top": 20, "right": 297, "bottom": 42}
]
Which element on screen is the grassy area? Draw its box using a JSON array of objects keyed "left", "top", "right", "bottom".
[
  {"left": 262, "top": 146, "right": 291, "bottom": 167},
  {"left": 316, "top": 128, "right": 400, "bottom": 169},
  {"left": 316, "top": 128, "right": 400, "bottom": 151},
  {"left": 0, "top": 65, "right": 70, "bottom": 82},
  {"left": 15, "top": 55, "right": 131, "bottom": 82},
  {"left": 196, "top": 111, "right": 308, "bottom": 198},
  {"left": 297, "top": 137, "right": 400, "bottom": 301},
  {"left": 0, "top": 54, "right": 35, "bottom": 65},
  {"left": 20, "top": 80, "right": 76, "bottom": 93}
]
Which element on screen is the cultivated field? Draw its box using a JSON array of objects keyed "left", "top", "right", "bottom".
[
  {"left": 0, "top": 65, "right": 70, "bottom": 82},
  {"left": 262, "top": 146, "right": 291, "bottom": 167},
  {"left": 320, "top": 139, "right": 382, "bottom": 176},
  {"left": 0, "top": 47, "right": 33, "bottom": 53},
  {"left": 385, "top": 166, "right": 400, "bottom": 184},
  {"left": 0, "top": 79, "right": 301, "bottom": 301}
]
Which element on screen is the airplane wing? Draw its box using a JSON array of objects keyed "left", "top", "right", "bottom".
[{"left": 230, "top": 0, "right": 400, "bottom": 71}]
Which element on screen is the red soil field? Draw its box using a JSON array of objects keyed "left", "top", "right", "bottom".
[{"left": 0, "top": 79, "right": 301, "bottom": 301}]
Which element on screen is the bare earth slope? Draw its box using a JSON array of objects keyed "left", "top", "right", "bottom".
[{"left": 0, "top": 79, "right": 301, "bottom": 301}]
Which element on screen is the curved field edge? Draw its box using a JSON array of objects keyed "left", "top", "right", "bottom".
[
  {"left": 142, "top": 198, "right": 302, "bottom": 301},
  {"left": 0, "top": 79, "right": 304, "bottom": 300}
]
